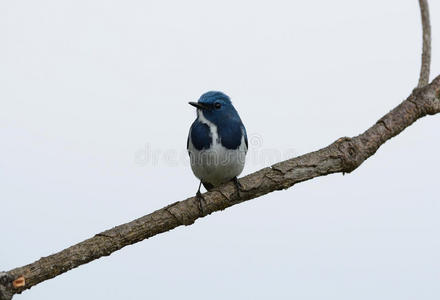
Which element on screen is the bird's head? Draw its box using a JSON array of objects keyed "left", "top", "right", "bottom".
[{"left": 189, "top": 91, "right": 239, "bottom": 123}]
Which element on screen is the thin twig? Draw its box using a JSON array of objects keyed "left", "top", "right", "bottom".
[{"left": 418, "top": 0, "right": 431, "bottom": 87}]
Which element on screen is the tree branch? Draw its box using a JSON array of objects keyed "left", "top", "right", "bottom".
[
  {"left": 1, "top": 1, "right": 437, "bottom": 299},
  {"left": 0, "top": 76, "right": 439, "bottom": 299},
  {"left": 418, "top": 0, "right": 431, "bottom": 87}
]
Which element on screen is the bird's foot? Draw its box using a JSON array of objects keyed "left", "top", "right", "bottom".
[
  {"left": 196, "top": 191, "right": 205, "bottom": 215},
  {"left": 233, "top": 177, "right": 244, "bottom": 196}
]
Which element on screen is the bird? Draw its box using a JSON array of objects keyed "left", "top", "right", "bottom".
[{"left": 187, "top": 91, "right": 248, "bottom": 198}]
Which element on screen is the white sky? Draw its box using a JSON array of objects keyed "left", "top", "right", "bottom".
[{"left": 1, "top": 0, "right": 439, "bottom": 299}]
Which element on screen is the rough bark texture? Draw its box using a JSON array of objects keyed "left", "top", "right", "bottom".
[
  {"left": 0, "top": 273, "right": 13, "bottom": 300},
  {"left": 0, "top": 76, "right": 439, "bottom": 300},
  {"left": 0, "top": 1, "right": 436, "bottom": 299}
]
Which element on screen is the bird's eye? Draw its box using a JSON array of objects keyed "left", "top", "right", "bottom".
[{"left": 214, "top": 102, "right": 221, "bottom": 109}]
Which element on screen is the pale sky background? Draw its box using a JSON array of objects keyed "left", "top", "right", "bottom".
[{"left": 1, "top": 0, "right": 439, "bottom": 299}]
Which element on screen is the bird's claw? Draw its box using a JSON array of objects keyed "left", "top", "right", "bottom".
[
  {"left": 196, "top": 191, "right": 205, "bottom": 215},
  {"left": 233, "top": 177, "right": 244, "bottom": 195}
]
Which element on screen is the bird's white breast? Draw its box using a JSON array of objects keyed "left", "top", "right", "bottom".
[{"left": 188, "top": 110, "right": 247, "bottom": 187}]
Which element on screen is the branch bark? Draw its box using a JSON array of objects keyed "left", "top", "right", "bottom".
[{"left": 0, "top": 1, "right": 438, "bottom": 299}]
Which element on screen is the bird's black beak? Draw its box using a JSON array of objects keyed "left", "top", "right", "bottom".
[{"left": 189, "top": 102, "right": 209, "bottom": 110}]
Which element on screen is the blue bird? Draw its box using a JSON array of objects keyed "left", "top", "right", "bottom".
[{"left": 187, "top": 91, "right": 248, "bottom": 197}]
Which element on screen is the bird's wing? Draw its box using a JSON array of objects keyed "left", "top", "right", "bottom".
[
  {"left": 188, "top": 120, "right": 212, "bottom": 151},
  {"left": 241, "top": 124, "right": 248, "bottom": 150}
]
